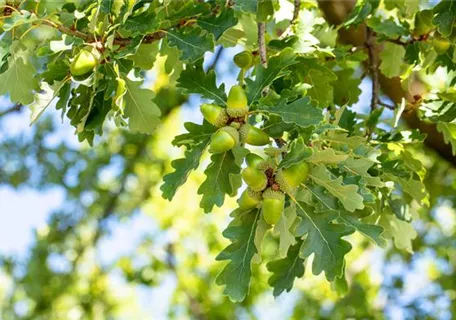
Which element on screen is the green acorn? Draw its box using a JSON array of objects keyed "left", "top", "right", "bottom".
[
  {"left": 226, "top": 85, "right": 249, "bottom": 118},
  {"left": 241, "top": 167, "right": 268, "bottom": 192},
  {"left": 245, "top": 153, "right": 264, "bottom": 168},
  {"left": 70, "top": 46, "right": 101, "bottom": 81},
  {"left": 209, "top": 126, "right": 239, "bottom": 154},
  {"left": 262, "top": 188, "right": 285, "bottom": 225},
  {"left": 433, "top": 33, "right": 451, "bottom": 55},
  {"left": 275, "top": 161, "right": 310, "bottom": 193},
  {"left": 234, "top": 51, "right": 254, "bottom": 69},
  {"left": 238, "top": 188, "right": 263, "bottom": 210},
  {"left": 200, "top": 104, "right": 229, "bottom": 127},
  {"left": 239, "top": 124, "right": 270, "bottom": 146}
]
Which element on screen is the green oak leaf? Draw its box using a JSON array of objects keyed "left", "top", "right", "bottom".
[
  {"left": 279, "top": 138, "right": 313, "bottom": 169},
  {"left": 295, "top": 203, "right": 354, "bottom": 281},
  {"left": 0, "top": 42, "right": 39, "bottom": 105},
  {"left": 307, "top": 148, "right": 349, "bottom": 164},
  {"left": 177, "top": 61, "right": 227, "bottom": 106},
  {"left": 333, "top": 69, "right": 362, "bottom": 106},
  {"left": 273, "top": 203, "right": 298, "bottom": 258},
  {"left": 100, "top": 0, "right": 116, "bottom": 14},
  {"left": 2, "top": 10, "right": 37, "bottom": 31},
  {"left": 257, "top": 97, "right": 324, "bottom": 128},
  {"left": 379, "top": 212, "right": 417, "bottom": 253},
  {"left": 198, "top": 9, "right": 238, "bottom": 40},
  {"left": 128, "top": 43, "right": 160, "bottom": 69},
  {"left": 267, "top": 240, "right": 305, "bottom": 297},
  {"left": 298, "top": 59, "right": 337, "bottom": 107},
  {"left": 437, "top": 122, "right": 456, "bottom": 155},
  {"left": 123, "top": 78, "right": 161, "bottom": 134},
  {"left": 167, "top": 26, "right": 215, "bottom": 62},
  {"left": 341, "top": 157, "right": 384, "bottom": 187},
  {"left": 216, "top": 208, "right": 260, "bottom": 302},
  {"left": 366, "top": 17, "right": 408, "bottom": 40},
  {"left": 338, "top": 214, "right": 387, "bottom": 247},
  {"left": 379, "top": 42, "right": 406, "bottom": 78},
  {"left": 123, "top": 10, "right": 158, "bottom": 35},
  {"left": 172, "top": 121, "right": 216, "bottom": 147},
  {"left": 198, "top": 146, "right": 248, "bottom": 213},
  {"left": 246, "top": 48, "right": 297, "bottom": 104},
  {"left": 29, "top": 81, "right": 67, "bottom": 124},
  {"left": 309, "top": 164, "right": 365, "bottom": 212},
  {"left": 432, "top": 1, "right": 456, "bottom": 37},
  {"left": 161, "top": 140, "right": 210, "bottom": 201}
]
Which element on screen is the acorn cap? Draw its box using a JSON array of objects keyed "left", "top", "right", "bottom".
[
  {"left": 257, "top": 159, "right": 274, "bottom": 171},
  {"left": 274, "top": 170, "right": 294, "bottom": 194},
  {"left": 220, "top": 126, "right": 240, "bottom": 143},
  {"left": 227, "top": 106, "right": 249, "bottom": 118},
  {"left": 262, "top": 188, "right": 285, "bottom": 201},
  {"left": 239, "top": 123, "right": 251, "bottom": 143}
]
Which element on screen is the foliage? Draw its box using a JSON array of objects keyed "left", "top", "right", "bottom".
[{"left": 0, "top": 0, "right": 456, "bottom": 312}]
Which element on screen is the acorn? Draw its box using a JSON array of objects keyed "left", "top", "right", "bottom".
[
  {"left": 70, "top": 46, "right": 101, "bottom": 81},
  {"left": 209, "top": 126, "right": 239, "bottom": 154},
  {"left": 262, "top": 188, "right": 285, "bottom": 225},
  {"left": 241, "top": 167, "right": 268, "bottom": 192},
  {"left": 234, "top": 51, "right": 254, "bottom": 69},
  {"left": 239, "top": 124, "right": 270, "bottom": 146},
  {"left": 245, "top": 153, "right": 264, "bottom": 168},
  {"left": 433, "top": 33, "right": 451, "bottom": 55},
  {"left": 238, "top": 188, "right": 263, "bottom": 210},
  {"left": 200, "top": 104, "right": 229, "bottom": 127},
  {"left": 226, "top": 85, "right": 248, "bottom": 118},
  {"left": 275, "top": 161, "right": 310, "bottom": 193}
]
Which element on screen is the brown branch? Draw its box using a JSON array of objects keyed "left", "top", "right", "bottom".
[
  {"left": 41, "top": 19, "right": 92, "bottom": 42},
  {"left": 258, "top": 22, "right": 267, "bottom": 66},
  {"left": 292, "top": 0, "right": 301, "bottom": 23},
  {"left": 0, "top": 104, "right": 23, "bottom": 118},
  {"left": 366, "top": 27, "right": 379, "bottom": 112}
]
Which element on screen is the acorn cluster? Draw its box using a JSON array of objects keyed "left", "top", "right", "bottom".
[
  {"left": 200, "top": 83, "right": 309, "bottom": 225},
  {"left": 200, "top": 85, "right": 270, "bottom": 154},
  {"left": 238, "top": 153, "right": 309, "bottom": 225}
]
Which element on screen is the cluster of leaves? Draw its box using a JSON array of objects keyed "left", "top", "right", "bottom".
[{"left": 1, "top": 0, "right": 456, "bottom": 303}]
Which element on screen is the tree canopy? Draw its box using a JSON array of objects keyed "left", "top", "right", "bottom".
[{"left": 0, "top": 0, "right": 456, "bottom": 318}]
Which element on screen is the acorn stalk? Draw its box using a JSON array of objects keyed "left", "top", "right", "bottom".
[{"left": 209, "top": 126, "right": 239, "bottom": 154}]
